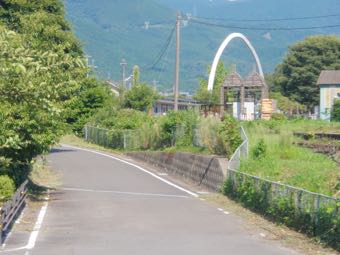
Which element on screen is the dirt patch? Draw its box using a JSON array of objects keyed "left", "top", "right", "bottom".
[{"left": 29, "top": 157, "right": 62, "bottom": 189}]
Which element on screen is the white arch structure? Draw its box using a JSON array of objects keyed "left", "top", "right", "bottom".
[{"left": 208, "top": 33, "right": 265, "bottom": 91}]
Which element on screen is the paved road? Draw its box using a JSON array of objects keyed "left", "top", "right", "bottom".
[{"left": 2, "top": 145, "right": 302, "bottom": 255}]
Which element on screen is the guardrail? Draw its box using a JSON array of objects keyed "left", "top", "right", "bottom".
[{"left": 0, "top": 180, "right": 28, "bottom": 245}]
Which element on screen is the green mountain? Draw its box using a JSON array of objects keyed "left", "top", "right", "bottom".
[{"left": 64, "top": 0, "right": 340, "bottom": 92}]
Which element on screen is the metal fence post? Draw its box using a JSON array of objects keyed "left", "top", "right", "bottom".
[
  {"left": 84, "top": 125, "right": 88, "bottom": 141},
  {"left": 0, "top": 213, "right": 3, "bottom": 245},
  {"left": 123, "top": 132, "right": 127, "bottom": 150}
]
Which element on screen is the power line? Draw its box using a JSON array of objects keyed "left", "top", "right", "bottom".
[
  {"left": 191, "top": 13, "right": 340, "bottom": 22},
  {"left": 143, "top": 24, "right": 176, "bottom": 70},
  {"left": 190, "top": 19, "right": 340, "bottom": 31},
  {"left": 156, "top": 31, "right": 173, "bottom": 85}
]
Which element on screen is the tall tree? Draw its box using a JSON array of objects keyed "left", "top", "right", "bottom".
[
  {"left": 132, "top": 65, "right": 140, "bottom": 87},
  {"left": 122, "top": 83, "right": 158, "bottom": 111},
  {"left": 273, "top": 35, "right": 340, "bottom": 108}
]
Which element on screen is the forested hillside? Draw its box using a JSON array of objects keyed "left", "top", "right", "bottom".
[
  {"left": 65, "top": 0, "right": 340, "bottom": 92},
  {"left": 0, "top": 0, "right": 112, "bottom": 197}
]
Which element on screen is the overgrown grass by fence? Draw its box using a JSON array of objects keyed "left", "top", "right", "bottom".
[
  {"left": 84, "top": 125, "right": 174, "bottom": 151},
  {"left": 225, "top": 127, "right": 340, "bottom": 251},
  {"left": 84, "top": 124, "right": 217, "bottom": 152}
]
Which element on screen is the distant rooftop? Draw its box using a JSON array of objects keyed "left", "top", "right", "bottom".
[{"left": 317, "top": 70, "right": 340, "bottom": 85}]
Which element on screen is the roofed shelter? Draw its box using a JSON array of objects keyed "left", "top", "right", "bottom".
[{"left": 317, "top": 70, "right": 340, "bottom": 121}]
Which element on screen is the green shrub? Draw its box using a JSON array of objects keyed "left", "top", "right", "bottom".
[
  {"left": 271, "top": 112, "right": 287, "bottom": 121},
  {"left": 158, "top": 110, "right": 199, "bottom": 148},
  {"left": 218, "top": 115, "right": 242, "bottom": 157},
  {"left": 252, "top": 139, "right": 267, "bottom": 159},
  {"left": 331, "top": 100, "right": 340, "bottom": 122},
  {"left": 0, "top": 175, "right": 15, "bottom": 201}
]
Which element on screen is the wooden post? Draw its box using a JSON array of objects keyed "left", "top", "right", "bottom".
[{"left": 220, "top": 86, "right": 225, "bottom": 117}]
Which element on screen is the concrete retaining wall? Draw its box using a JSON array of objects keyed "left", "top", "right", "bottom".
[{"left": 126, "top": 152, "right": 228, "bottom": 191}]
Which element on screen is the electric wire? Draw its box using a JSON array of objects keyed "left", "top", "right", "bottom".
[
  {"left": 192, "top": 13, "right": 340, "bottom": 22},
  {"left": 190, "top": 19, "right": 340, "bottom": 31},
  {"left": 142, "top": 24, "right": 176, "bottom": 70},
  {"left": 155, "top": 29, "right": 175, "bottom": 92}
]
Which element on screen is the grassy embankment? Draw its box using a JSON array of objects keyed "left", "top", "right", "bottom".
[{"left": 241, "top": 120, "right": 340, "bottom": 196}]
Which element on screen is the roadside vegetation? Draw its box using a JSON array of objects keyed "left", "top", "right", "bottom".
[
  {"left": 88, "top": 108, "right": 242, "bottom": 158},
  {"left": 0, "top": 0, "right": 114, "bottom": 201}
]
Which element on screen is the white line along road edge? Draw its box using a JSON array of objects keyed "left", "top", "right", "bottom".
[
  {"left": 61, "top": 144, "right": 199, "bottom": 198},
  {"left": 0, "top": 202, "right": 48, "bottom": 254},
  {"left": 26, "top": 202, "right": 48, "bottom": 250}
]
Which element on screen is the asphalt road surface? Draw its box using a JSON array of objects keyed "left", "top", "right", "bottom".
[{"left": 1, "top": 145, "right": 303, "bottom": 255}]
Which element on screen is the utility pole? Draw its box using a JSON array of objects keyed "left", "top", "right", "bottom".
[
  {"left": 174, "top": 12, "right": 181, "bottom": 111},
  {"left": 120, "top": 58, "right": 127, "bottom": 88},
  {"left": 152, "top": 80, "right": 158, "bottom": 91},
  {"left": 85, "top": 55, "right": 91, "bottom": 78}
]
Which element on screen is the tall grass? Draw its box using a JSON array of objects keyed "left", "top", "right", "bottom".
[{"left": 241, "top": 120, "right": 340, "bottom": 196}]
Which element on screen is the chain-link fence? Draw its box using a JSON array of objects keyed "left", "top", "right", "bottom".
[
  {"left": 84, "top": 125, "right": 200, "bottom": 151},
  {"left": 225, "top": 168, "right": 339, "bottom": 248},
  {"left": 84, "top": 122, "right": 242, "bottom": 155},
  {"left": 227, "top": 126, "right": 249, "bottom": 171},
  {"left": 225, "top": 127, "right": 339, "bottom": 249},
  {"left": 84, "top": 126, "right": 145, "bottom": 150}
]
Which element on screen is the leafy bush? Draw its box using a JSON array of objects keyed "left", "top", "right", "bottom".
[
  {"left": 157, "top": 110, "right": 199, "bottom": 148},
  {"left": 0, "top": 175, "right": 15, "bottom": 201},
  {"left": 271, "top": 112, "right": 287, "bottom": 121},
  {"left": 331, "top": 100, "right": 340, "bottom": 122},
  {"left": 252, "top": 139, "right": 267, "bottom": 159},
  {"left": 218, "top": 115, "right": 242, "bottom": 157}
]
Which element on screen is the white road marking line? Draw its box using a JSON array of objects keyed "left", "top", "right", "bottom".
[
  {"left": 61, "top": 187, "right": 190, "bottom": 199},
  {"left": 157, "top": 172, "right": 168, "bottom": 176},
  {"left": 0, "top": 246, "right": 28, "bottom": 253},
  {"left": 61, "top": 144, "right": 199, "bottom": 198},
  {"left": 0, "top": 203, "right": 48, "bottom": 253},
  {"left": 197, "top": 191, "right": 209, "bottom": 195},
  {"left": 217, "top": 208, "right": 230, "bottom": 215},
  {"left": 26, "top": 202, "right": 48, "bottom": 250},
  {"left": 1, "top": 206, "right": 27, "bottom": 249},
  {"left": 199, "top": 198, "right": 206, "bottom": 201}
]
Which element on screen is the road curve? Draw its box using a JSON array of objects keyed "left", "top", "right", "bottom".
[{"left": 7, "top": 145, "right": 303, "bottom": 255}]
